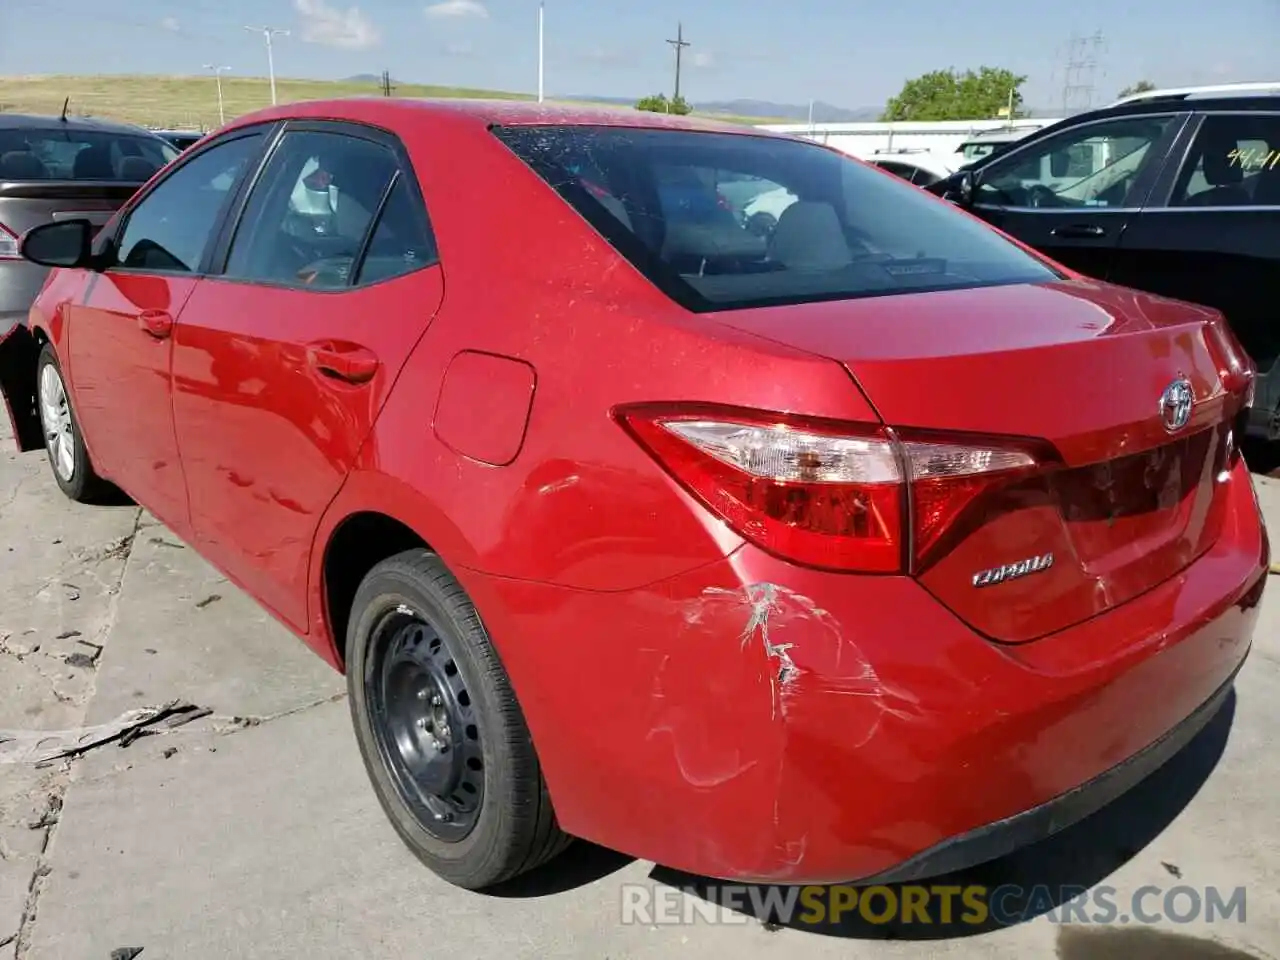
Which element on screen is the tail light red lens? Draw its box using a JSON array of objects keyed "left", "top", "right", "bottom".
[
  {"left": 619, "top": 405, "right": 1047, "bottom": 575},
  {"left": 0, "top": 222, "right": 19, "bottom": 261},
  {"left": 1205, "top": 318, "right": 1255, "bottom": 398}
]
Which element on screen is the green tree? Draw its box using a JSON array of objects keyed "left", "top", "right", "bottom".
[
  {"left": 636, "top": 93, "right": 691, "bottom": 115},
  {"left": 1117, "top": 79, "right": 1158, "bottom": 98},
  {"left": 881, "top": 67, "right": 1028, "bottom": 122}
]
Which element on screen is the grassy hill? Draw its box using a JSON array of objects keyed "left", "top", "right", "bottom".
[{"left": 0, "top": 74, "right": 774, "bottom": 131}]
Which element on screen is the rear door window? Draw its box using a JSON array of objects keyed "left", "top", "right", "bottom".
[
  {"left": 493, "top": 125, "right": 1058, "bottom": 312},
  {"left": 0, "top": 127, "right": 178, "bottom": 182},
  {"left": 1168, "top": 114, "right": 1280, "bottom": 207},
  {"left": 223, "top": 128, "right": 435, "bottom": 289}
]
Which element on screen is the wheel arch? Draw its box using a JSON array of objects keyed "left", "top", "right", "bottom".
[{"left": 308, "top": 469, "right": 496, "bottom": 671}]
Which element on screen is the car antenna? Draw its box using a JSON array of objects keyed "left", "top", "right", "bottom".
[{"left": 59, "top": 97, "right": 70, "bottom": 122}]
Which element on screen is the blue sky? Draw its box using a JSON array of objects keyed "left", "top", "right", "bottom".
[{"left": 3, "top": 0, "right": 1277, "bottom": 109}]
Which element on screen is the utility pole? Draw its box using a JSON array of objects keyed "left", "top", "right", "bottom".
[
  {"left": 203, "top": 63, "right": 231, "bottom": 126},
  {"left": 1060, "top": 30, "right": 1105, "bottom": 116},
  {"left": 537, "top": 1, "right": 545, "bottom": 103},
  {"left": 245, "top": 25, "right": 289, "bottom": 105},
  {"left": 666, "top": 22, "right": 690, "bottom": 103},
  {"left": 380, "top": 70, "right": 395, "bottom": 97}
]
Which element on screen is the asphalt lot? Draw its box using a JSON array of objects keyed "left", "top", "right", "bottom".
[{"left": 1, "top": 416, "right": 1278, "bottom": 960}]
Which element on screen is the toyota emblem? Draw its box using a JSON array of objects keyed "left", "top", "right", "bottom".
[{"left": 1159, "top": 377, "right": 1195, "bottom": 433}]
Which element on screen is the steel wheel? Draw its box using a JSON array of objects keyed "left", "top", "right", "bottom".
[
  {"left": 346, "top": 549, "right": 571, "bottom": 889},
  {"left": 38, "top": 361, "right": 75, "bottom": 483},
  {"left": 366, "top": 608, "right": 485, "bottom": 842}
]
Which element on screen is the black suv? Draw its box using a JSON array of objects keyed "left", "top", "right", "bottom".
[{"left": 929, "top": 83, "right": 1280, "bottom": 445}]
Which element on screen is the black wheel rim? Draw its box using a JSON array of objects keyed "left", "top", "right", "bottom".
[{"left": 366, "top": 607, "right": 484, "bottom": 842}]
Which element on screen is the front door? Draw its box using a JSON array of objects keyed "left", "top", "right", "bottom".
[
  {"left": 966, "top": 113, "right": 1188, "bottom": 280},
  {"left": 1110, "top": 112, "right": 1280, "bottom": 397},
  {"left": 170, "top": 122, "right": 443, "bottom": 630},
  {"left": 65, "top": 131, "right": 267, "bottom": 534}
]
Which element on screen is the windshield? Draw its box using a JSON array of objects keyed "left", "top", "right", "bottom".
[
  {"left": 0, "top": 127, "right": 178, "bottom": 182},
  {"left": 494, "top": 125, "right": 1059, "bottom": 312}
]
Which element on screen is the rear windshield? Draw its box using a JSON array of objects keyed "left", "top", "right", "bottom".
[
  {"left": 0, "top": 127, "right": 178, "bottom": 183},
  {"left": 494, "top": 125, "right": 1059, "bottom": 312}
]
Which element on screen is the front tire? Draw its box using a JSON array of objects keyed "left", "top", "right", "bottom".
[
  {"left": 36, "top": 343, "right": 112, "bottom": 503},
  {"left": 346, "top": 549, "right": 571, "bottom": 889}
]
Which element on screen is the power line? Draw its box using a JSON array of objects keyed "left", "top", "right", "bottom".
[
  {"left": 244, "top": 25, "right": 289, "bottom": 105},
  {"left": 665, "top": 22, "right": 690, "bottom": 103},
  {"left": 1060, "top": 30, "right": 1106, "bottom": 116}
]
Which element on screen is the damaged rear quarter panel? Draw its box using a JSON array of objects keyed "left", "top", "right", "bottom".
[{"left": 470, "top": 553, "right": 982, "bottom": 884}]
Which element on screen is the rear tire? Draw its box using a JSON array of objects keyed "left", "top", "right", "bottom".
[
  {"left": 35, "top": 343, "right": 114, "bottom": 504},
  {"left": 346, "top": 548, "right": 572, "bottom": 890}
]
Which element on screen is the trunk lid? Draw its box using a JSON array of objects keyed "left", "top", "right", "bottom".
[
  {"left": 707, "top": 279, "right": 1249, "bottom": 643},
  {"left": 0, "top": 181, "right": 140, "bottom": 235}
]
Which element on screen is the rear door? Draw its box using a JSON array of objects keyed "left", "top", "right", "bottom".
[
  {"left": 64, "top": 128, "right": 269, "bottom": 535},
  {"left": 1110, "top": 111, "right": 1280, "bottom": 404},
  {"left": 965, "top": 113, "right": 1188, "bottom": 279},
  {"left": 170, "top": 120, "right": 443, "bottom": 630}
]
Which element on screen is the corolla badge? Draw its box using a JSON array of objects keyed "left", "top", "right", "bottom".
[
  {"left": 1159, "top": 377, "right": 1195, "bottom": 433},
  {"left": 972, "top": 553, "right": 1054, "bottom": 588}
]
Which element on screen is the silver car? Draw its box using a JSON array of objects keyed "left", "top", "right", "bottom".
[{"left": 0, "top": 114, "right": 178, "bottom": 331}]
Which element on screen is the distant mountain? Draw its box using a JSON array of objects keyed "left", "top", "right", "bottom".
[
  {"left": 567, "top": 94, "right": 881, "bottom": 122},
  {"left": 702, "top": 99, "right": 883, "bottom": 122},
  {"left": 344, "top": 74, "right": 387, "bottom": 84}
]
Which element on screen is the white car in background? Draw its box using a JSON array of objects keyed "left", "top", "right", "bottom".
[{"left": 865, "top": 148, "right": 960, "bottom": 186}]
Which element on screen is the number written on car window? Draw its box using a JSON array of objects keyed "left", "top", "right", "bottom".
[{"left": 1171, "top": 114, "right": 1280, "bottom": 207}]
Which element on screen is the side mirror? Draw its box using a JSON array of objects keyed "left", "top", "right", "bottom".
[
  {"left": 1049, "top": 150, "right": 1071, "bottom": 178},
  {"left": 20, "top": 220, "right": 96, "bottom": 269},
  {"left": 938, "top": 169, "right": 975, "bottom": 206}
]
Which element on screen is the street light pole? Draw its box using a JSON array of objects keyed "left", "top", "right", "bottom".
[
  {"left": 245, "top": 26, "right": 289, "bottom": 105},
  {"left": 204, "top": 64, "right": 231, "bottom": 126},
  {"left": 537, "top": 2, "right": 545, "bottom": 103}
]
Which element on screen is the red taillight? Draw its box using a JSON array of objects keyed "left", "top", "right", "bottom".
[
  {"left": 0, "top": 222, "right": 19, "bottom": 261},
  {"left": 618, "top": 405, "right": 1047, "bottom": 574},
  {"left": 1205, "top": 318, "right": 1255, "bottom": 401}
]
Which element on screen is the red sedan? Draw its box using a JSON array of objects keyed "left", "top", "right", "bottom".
[{"left": 0, "top": 99, "right": 1267, "bottom": 891}]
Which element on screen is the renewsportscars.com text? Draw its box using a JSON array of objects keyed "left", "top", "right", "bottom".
[{"left": 621, "top": 883, "right": 1247, "bottom": 927}]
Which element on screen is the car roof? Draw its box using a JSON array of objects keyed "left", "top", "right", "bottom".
[
  {"left": 959, "top": 127, "right": 1042, "bottom": 144},
  {"left": 0, "top": 112, "right": 161, "bottom": 136},
  {"left": 956, "top": 92, "right": 1280, "bottom": 175},
  {"left": 220, "top": 96, "right": 793, "bottom": 139},
  {"left": 870, "top": 150, "right": 955, "bottom": 170},
  {"left": 1069, "top": 93, "right": 1280, "bottom": 123}
]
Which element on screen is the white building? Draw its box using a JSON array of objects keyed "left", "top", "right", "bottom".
[{"left": 757, "top": 118, "right": 1064, "bottom": 160}]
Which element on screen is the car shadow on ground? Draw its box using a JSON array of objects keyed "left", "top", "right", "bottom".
[
  {"left": 484, "top": 840, "right": 637, "bottom": 898},
  {"left": 1055, "top": 924, "right": 1266, "bottom": 959},
  {"left": 644, "top": 691, "right": 1238, "bottom": 941},
  {"left": 1242, "top": 438, "right": 1280, "bottom": 477}
]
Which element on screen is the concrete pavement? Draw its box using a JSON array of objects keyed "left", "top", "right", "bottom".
[{"left": 1, "top": 418, "right": 1278, "bottom": 959}]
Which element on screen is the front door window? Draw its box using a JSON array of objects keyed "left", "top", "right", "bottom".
[{"left": 976, "top": 116, "right": 1176, "bottom": 210}]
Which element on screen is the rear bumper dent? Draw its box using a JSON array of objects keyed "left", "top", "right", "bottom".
[{"left": 852, "top": 650, "right": 1245, "bottom": 885}]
